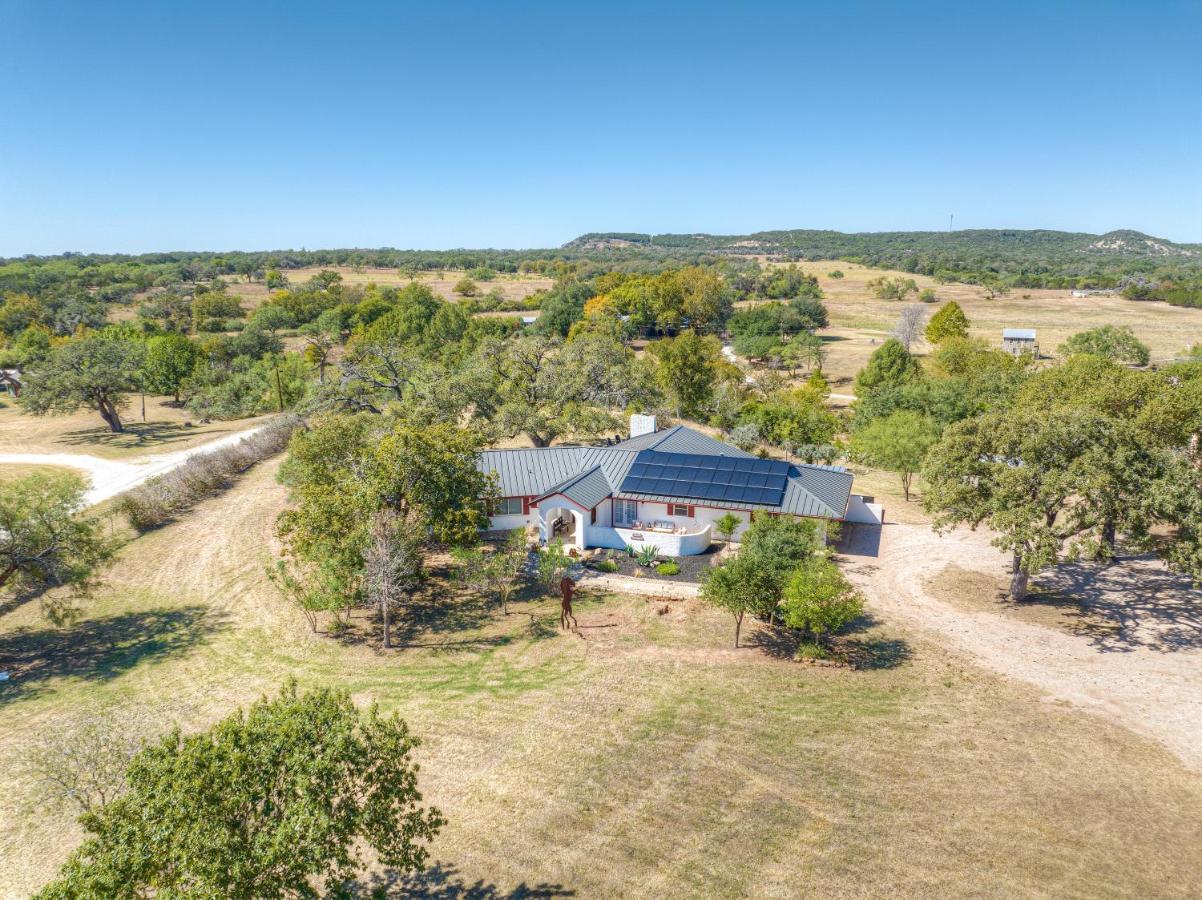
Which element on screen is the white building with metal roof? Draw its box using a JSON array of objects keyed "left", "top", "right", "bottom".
[
  {"left": 477, "top": 416, "right": 855, "bottom": 556},
  {"left": 1002, "top": 328, "right": 1038, "bottom": 357}
]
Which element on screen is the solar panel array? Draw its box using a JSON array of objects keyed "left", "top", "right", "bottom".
[{"left": 620, "top": 451, "right": 790, "bottom": 506}]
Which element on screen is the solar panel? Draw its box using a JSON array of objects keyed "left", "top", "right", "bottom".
[{"left": 619, "top": 450, "right": 789, "bottom": 507}]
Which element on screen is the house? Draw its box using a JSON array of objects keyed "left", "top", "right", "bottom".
[
  {"left": 1002, "top": 328, "right": 1038, "bottom": 357},
  {"left": 0, "top": 369, "right": 20, "bottom": 398},
  {"left": 477, "top": 416, "right": 856, "bottom": 556}
]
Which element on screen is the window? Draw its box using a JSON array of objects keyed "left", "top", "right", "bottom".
[
  {"left": 668, "top": 504, "right": 694, "bottom": 518},
  {"left": 614, "top": 499, "right": 638, "bottom": 526},
  {"left": 491, "top": 497, "right": 524, "bottom": 517}
]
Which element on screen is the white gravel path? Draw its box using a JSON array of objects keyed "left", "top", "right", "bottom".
[
  {"left": 0, "top": 424, "right": 266, "bottom": 506},
  {"left": 840, "top": 522, "right": 1202, "bottom": 773}
]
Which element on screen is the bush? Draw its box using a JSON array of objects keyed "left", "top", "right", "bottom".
[
  {"left": 593, "top": 559, "right": 619, "bottom": 573},
  {"left": 655, "top": 561, "right": 680, "bottom": 576},
  {"left": 118, "top": 415, "right": 301, "bottom": 530}
]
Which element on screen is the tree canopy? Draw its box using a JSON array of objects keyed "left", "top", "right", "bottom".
[
  {"left": 0, "top": 472, "right": 113, "bottom": 622},
  {"left": 1058, "top": 325, "right": 1151, "bottom": 366},
  {"left": 36, "top": 680, "right": 444, "bottom": 899},
  {"left": 20, "top": 331, "right": 147, "bottom": 432},
  {"left": 925, "top": 301, "right": 970, "bottom": 344}
]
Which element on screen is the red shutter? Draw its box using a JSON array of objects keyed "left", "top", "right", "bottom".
[
  {"left": 687, "top": 505, "right": 695, "bottom": 517},
  {"left": 591, "top": 506, "right": 597, "bottom": 524},
  {"left": 521, "top": 497, "right": 530, "bottom": 515}
]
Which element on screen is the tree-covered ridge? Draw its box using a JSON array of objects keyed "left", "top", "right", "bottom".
[{"left": 572, "top": 227, "right": 1202, "bottom": 288}]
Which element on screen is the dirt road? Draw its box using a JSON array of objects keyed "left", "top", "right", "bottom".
[
  {"left": 840, "top": 522, "right": 1202, "bottom": 773},
  {"left": 0, "top": 424, "right": 265, "bottom": 505}
]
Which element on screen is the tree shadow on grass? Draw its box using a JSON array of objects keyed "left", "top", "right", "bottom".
[
  {"left": 837, "top": 613, "right": 913, "bottom": 670},
  {"left": 0, "top": 605, "right": 228, "bottom": 705},
  {"left": 357, "top": 861, "right": 575, "bottom": 898},
  {"left": 743, "top": 613, "right": 912, "bottom": 670},
  {"left": 59, "top": 421, "right": 228, "bottom": 451}
]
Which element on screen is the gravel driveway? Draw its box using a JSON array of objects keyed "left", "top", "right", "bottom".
[
  {"left": 0, "top": 424, "right": 265, "bottom": 506},
  {"left": 839, "top": 522, "right": 1202, "bottom": 773}
]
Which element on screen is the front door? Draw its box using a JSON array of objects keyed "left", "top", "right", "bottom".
[{"left": 614, "top": 499, "right": 638, "bottom": 526}]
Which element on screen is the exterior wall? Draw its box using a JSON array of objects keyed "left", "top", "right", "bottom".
[
  {"left": 844, "top": 494, "right": 885, "bottom": 525},
  {"left": 487, "top": 513, "right": 533, "bottom": 531},
  {"left": 486, "top": 496, "right": 835, "bottom": 553},
  {"left": 1003, "top": 338, "right": 1038, "bottom": 357},
  {"left": 619, "top": 501, "right": 753, "bottom": 542},
  {"left": 616, "top": 525, "right": 712, "bottom": 556}
]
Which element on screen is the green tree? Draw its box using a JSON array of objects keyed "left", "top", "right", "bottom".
[
  {"left": 1059, "top": 325, "right": 1151, "bottom": 366},
  {"left": 852, "top": 409, "right": 941, "bottom": 501},
  {"left": 780, "top": 558, "right": 864, "bottom": 644},
  {"left": 454, "top": 276, "right": 480, "bottom": 297},
  {"left": 738, "top": 386, "right": 839, "bottom": 450},
  {"left": 277, "top": 416, "right": 493, "bottom": 614},
  {"left": 487, "top": 333, "right": 643, "bottom": 446},
  {"left": 20, "top": 331, "right": 147, "bottom": 432},
  {"left": 700, "top": 555, "right": 759, "bottom": 647},
  {"left": 0, "top": 472, "right": 113, "bottom": 623},
  {"left": 192, "top": 291, "right": 244, "bottom": 321},
  {"left": 922, "top": 408, "right": 1160, "bottom": 599},
  {"left": 866, "top": 276, "right": 918, "bottom": 302},
  {"left": 142, "top": 332, "right": 198, "bottom": 402},
  {"left": 853, "top": 338, "right": 920, "bottom": 397},
  {"left": 36, "top": 681, "right": 443, "bottom": 899},
  {"left": 925, "top": 301, "right": 970, "bottom": 344},
  {"left": 647, "top": 331, "right": 724, "bottom": 418},
  {"left": 713, "top": 512, "right": 742, "bottom": 545}
]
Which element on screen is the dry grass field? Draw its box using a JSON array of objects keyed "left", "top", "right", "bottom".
[
  {"left": 741, "top": 260, "right": 1202, "bottom": 390},
  {"left": 3, "top": 460, "right": 1201, "bottom": 897},
  {"left": 0, "top": 462, "right": 68, "bottom": 482},
  {"left": 223, "top": 266, "right": 553, "bottom": 311},
  {"left": 0, "top": 398, "right": 269, "bottom": 459}
]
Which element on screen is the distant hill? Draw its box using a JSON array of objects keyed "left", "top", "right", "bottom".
[{"left": 565, "top": 228, "right": 1202, "bottom": 285}]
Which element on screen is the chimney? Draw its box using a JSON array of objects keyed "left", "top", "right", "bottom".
[{"left": 630, "top": 414, "right": 657, "bottom": 437}]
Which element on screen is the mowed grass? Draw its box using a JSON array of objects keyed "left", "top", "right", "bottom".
[
  {"left": 0, "top": 398, "right": 270, "bottom": 459},
  {"left": 2, "top": 461, "right": 1202, "bottom": 897},
  {"left": 0, "top": 462, "right": 70, "bottom": 482}
]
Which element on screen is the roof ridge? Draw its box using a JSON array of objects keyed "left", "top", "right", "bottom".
[{"left": 535, "top": 462, "right": 607, "bottom": 500}]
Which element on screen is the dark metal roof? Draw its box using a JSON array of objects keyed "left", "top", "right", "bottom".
[
  {"left": 478, "top": 426, "right": 852, "bottom": 519},
  {"left": 607, "top": 424, "right": 755, "bottom": 457},
  {"left": 534, "top": 465, "right": 613, "bottom": 510}
]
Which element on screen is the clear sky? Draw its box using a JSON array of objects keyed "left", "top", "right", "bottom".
[{"left": 2, "top": 0, "right": 1200, "bottom": 255}]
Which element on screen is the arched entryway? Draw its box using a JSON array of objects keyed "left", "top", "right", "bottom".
[{"left": 538, "top": 503, "right": 586, "bottom": 552}]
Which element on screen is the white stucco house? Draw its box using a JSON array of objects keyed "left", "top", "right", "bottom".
[{"left": 477, "top": 417, "right": 856, "bottom": 556}]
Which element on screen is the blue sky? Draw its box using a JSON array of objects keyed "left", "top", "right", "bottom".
[{"left": 2, "top": 0, "right": 1199, "bottom": 255}]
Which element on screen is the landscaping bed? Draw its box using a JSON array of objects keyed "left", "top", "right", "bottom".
[{"left": 584, "top": 544, "right": 723, "bottom": 583}]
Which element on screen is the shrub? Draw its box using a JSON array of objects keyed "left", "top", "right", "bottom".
[
  {"left": 594, "top": 559, "right": 619, "bottom": 573},
  {"left": 656, "top": 561, "right": 680, "bottom": 576},
  {"left": 118, "top": 415, "right": 301, "bottom": 530},
  {"left": 636, "top": 544, "right": 660, "bottom": 567},
  {"left": 780, "top": 558, "right": 864, "bottom": 642}
]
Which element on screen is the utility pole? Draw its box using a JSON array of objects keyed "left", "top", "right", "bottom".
[{"left": 949, "top": 213, "right": 954, "bottom": 232}]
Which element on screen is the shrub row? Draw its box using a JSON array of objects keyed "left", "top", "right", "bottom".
[{"left": 118, "top": 415, "right": 301, "bottom": 530}]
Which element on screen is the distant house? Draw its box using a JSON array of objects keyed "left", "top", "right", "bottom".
[
  {"left": 477, "top": 415, "right": 857, "bottom": 556},
  {"left": 1002, "top": 328, "right": 1038, "bottom": 357},
  {"left": 0, "top": 369, "right": 20, "bottom": 398},
  {"left": 520, "top": 315, "right": 538, "bottom": 326}
]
